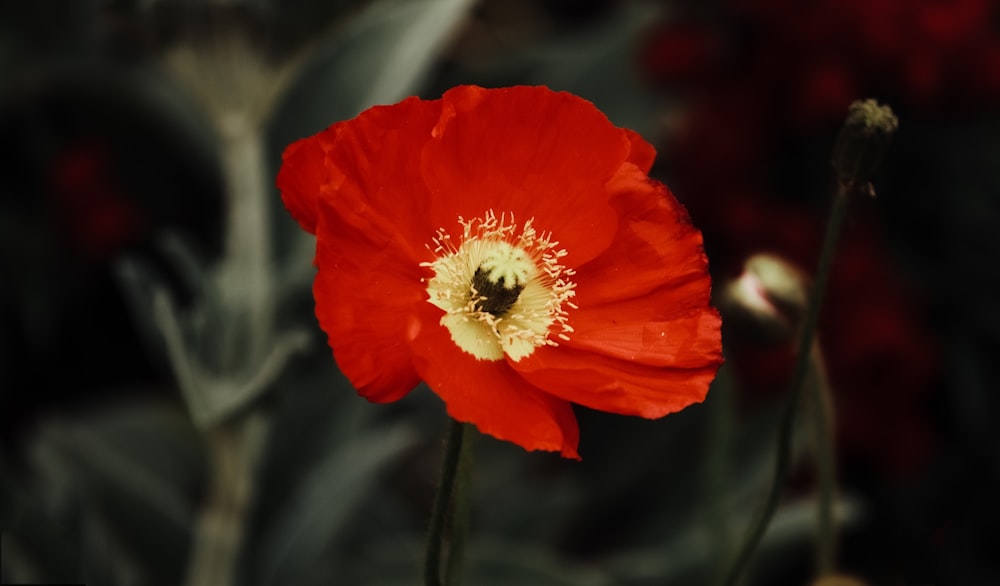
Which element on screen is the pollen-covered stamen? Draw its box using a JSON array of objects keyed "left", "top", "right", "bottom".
[{"left": 422, "top": 211, "right": 577, "bottom": 362}]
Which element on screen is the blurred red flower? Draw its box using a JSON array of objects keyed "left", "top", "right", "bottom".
[
  {"left": 278, "top": 85, "right": 723, "bottom": 458},
  {"left": 49, "top": 139, "right": 144, "bottom": 261},
  {"left": 643, "top": 0, "right": 1000, "bottom": 118}
]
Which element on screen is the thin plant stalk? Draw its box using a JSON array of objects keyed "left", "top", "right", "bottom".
[
  {"left": 721, "top": 99, "right": 897, "bottom": 586},
  {"left": 424, "top": 419, "right": 472, "bottom": 586},
  {"left": 445, "top": 424, "right": 476, "bottom": 585},
  {"left": 807, "top": 341, "right": 836, "bottom": 574},
  {"left": 720, "top": 185, "right": 852, "bottom": 586},
  {"left": 183, "top": 412, "right": 270, "bottom": 586}
]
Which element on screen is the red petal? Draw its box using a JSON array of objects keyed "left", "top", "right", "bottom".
[
  {"left": 421, "top": 85, "right": 631, "bottom": 266},
  {"left": 282, "top": 96, "right": 443, "bottom": 248},
  {"left": 513, "top": 344, "right": 719, "bottom": 419},
  {"left": 304, "top": 96, "right": 448, "bottom": 402},
  {"left": 573, "top": 163, "right": 710, "bottom": 306},
  {"left": 510, "top": 160, "right": 722, "bottom": 418},
  {"left": 566, "top": 182, "right": 720, "bottom": 366},
  {"left": 277, "top": 131, "right": 343, "bottom": 234},
  {"left": 324, "top": 97, "right": 446, "bottom": 259},
  {"left": 312, "top": 199, "right": 427, "bottom": 403},
  {"left": 624, "top": 128, "right": 657, "bottom": 174},
  {"left": 564, "top": 302, "right": 722, "bottom": 368},
  {"left": 409, "top": 305, "right": 581, "bottom": 458}
]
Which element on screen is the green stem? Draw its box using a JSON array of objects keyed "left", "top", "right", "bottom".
[
  {"left": 808, "top": 342, "right": 836, "bottom": 575},
  {"left": 721, "top": 182, "right": 852, "bottom": 586},
  {"left": 445, "top": 425, "right": 476, "bottom": 586},
  {"left": 183, "top": 410, "right": 270, "bottom": 586},
  {"left": 424, "top": 419, "right": 469, "bottom": 586}
]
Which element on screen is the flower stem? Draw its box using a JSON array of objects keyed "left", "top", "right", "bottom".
[
  {"left": 721, "top": 99, "right": 895, "bottom": 586},
  {"left": 183, "top": 410, "right": 270, "bottom": 586},
  {"left": 721, "top": 183, "right": 852, "bottom": 586},
  {"left": 445, "top": 424, "right": 475, "bottom": 585},
  {"left": 424, "top": 419, "right": 472, "bottom": 586},
  {"left": 807, "top": 342, "right": 836, "bottom": 575}
]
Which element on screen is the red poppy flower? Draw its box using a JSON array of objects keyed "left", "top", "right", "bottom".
[{"left": 277, "top": 85, "right": 723, "bottom": 458}]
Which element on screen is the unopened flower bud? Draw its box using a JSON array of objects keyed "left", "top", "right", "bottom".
[
  {"left": 718, "top": 254, "right": 809, "bottom": 345},
  {"left": 831, "top": 99, "right": 898, "bottom": 186}
]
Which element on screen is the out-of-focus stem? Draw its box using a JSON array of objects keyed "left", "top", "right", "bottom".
[
  {"left": 159, "top": 15, "right": 302, "bottom": 586},
  {"left": 721, "top": 183, "right": 852, "bottom": 586},
  {"left": 183, "top": 114, "right": 275, "bottom": 586},
  {"left": 721, "top": 99, "right": 896, "bottom": 586},
  {"left": 808, "top": 341, "right": 836, "bottom": 574},
  {"left": 183, "top": 411, "right": 270, "bottom": 586},
  {"left": 216, "top": 118, "right": 275, "bottom": 369}
]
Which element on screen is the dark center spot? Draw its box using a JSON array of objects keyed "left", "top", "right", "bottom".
[{"left": 472, "top": 267, "right": 524, "bottom": 317}]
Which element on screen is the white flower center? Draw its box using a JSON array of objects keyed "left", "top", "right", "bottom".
[{"left": 421, "top": 211, "right": 577, "bottom": 361}]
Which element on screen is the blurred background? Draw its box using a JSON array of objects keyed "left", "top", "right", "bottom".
[{"left": 1, "top": 0, "right": 998, "bottom": 584}]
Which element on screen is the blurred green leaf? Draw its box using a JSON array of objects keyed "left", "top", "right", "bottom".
[
  {"left": 429, "top": 1, "right": 666, "bottom": 139},
  {"left": 22, "top": 398, "right": 201, "bottom": 586},
  {"left": 337, "top": 535, "right": 615, "bottom": 586},
  {"left": 464, "top": 538, "right": 616, "bottom": 586},
  {"left": 250, "top": 421, "right": 420, "bottom": 586},
  {"left": 270, "top": 0, "right": 477, "bottom": 145}
]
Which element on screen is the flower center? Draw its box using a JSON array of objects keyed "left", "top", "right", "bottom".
[
  {"left": 422, "top": 211, "right": 576, "bottom": 362},
  {"left": 471, "top": 267, "right": 524, "bottom": 316},
  {"left": 471, "top": 242, "right": 531, "bottom": 316}
]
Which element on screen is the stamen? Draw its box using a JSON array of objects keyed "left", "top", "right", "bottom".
[{"left": 423, "top": 211, "right": 577, "bottom": 361}]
